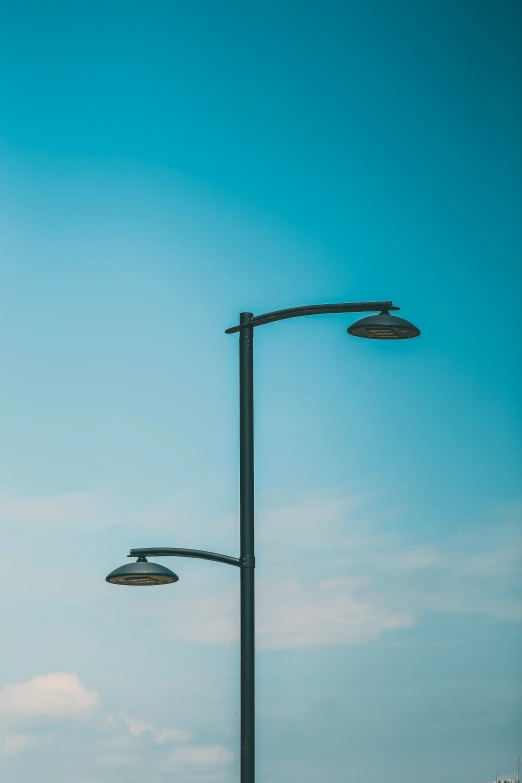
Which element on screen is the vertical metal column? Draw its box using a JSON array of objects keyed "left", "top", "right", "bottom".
[{"left": 239, "top": 312, "right": 255, "bottom": 783}]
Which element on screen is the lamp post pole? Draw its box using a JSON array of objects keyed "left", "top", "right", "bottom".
[
  {"left": 106, "top": 300, "right": 420, "bottom": 783},
  {"left": 239, "top": 312, "right": 256, "bottom": 783}
]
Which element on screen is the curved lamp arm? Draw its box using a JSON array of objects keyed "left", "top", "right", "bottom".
[
  {"left": 225, "top": 300, "right": 399, "bottom": 334},
  {"left": 128, "top": 547, "right": 241, "bottom": 568}
]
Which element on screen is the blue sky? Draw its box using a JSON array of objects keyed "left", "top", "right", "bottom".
[{"left": 0, "top": 1, "right": 521, "bottom": 781}]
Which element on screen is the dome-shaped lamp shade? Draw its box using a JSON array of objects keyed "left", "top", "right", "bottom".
[
  {"left": 348, "top": 311, "right": 420, "bottom": 340},
  {"left": 106, "top": 557, "right": 178, "bottom": 586}
]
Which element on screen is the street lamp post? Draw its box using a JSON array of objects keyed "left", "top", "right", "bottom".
[{"left": 106, "top": 300, "right": 420, "bottom": 783}]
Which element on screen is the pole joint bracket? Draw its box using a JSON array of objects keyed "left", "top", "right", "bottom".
[{"left": 240, "top": 554, "right": 255, "bottom": 568}]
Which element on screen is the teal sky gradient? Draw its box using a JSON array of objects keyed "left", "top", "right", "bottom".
[{"left": 0, "top": 2, "right": 521, "bottom": 782}]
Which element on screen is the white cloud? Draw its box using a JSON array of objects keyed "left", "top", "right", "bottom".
[
  {"left": 0, "top": 672, "right": 100, "bottom": 725},
  {"left": 0, "top": 673, "right": 100, "bottom": 762}
]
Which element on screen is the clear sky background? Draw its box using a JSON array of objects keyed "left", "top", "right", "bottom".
[{"left": 0, "top": 1, "right": 521, "bottom": 782}]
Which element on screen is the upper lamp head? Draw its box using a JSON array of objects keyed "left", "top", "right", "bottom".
[
  {"left": 106, "top": 557, "right": 178, "bottom": 586},
  {"left": 348, "top": 310, "right": 420, "bottom": 340}
]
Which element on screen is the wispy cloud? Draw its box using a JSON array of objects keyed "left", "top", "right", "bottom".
[
  {"left": 0, "top": 486, "right": 221, "bottom": 537},
  {"left": 1, "top": 487, "right": 520, "bottom": 651},
  {"left": 0, "top": 490, "right": 110, "bottom": 531},
  {"left": 99, "top": 710, "right": 233, "bottom": 777}
]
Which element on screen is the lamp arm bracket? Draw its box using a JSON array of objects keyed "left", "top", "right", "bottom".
[
  {"left": 128, "top": 547, "right": 240, "bottom": 567},
  {"left": 225, "top": 300, "right": 399, "bottom": 334}
]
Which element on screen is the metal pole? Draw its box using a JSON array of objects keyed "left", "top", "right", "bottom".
[{"left": 239, "top": 312, "right": 255, "bottom": 783}]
